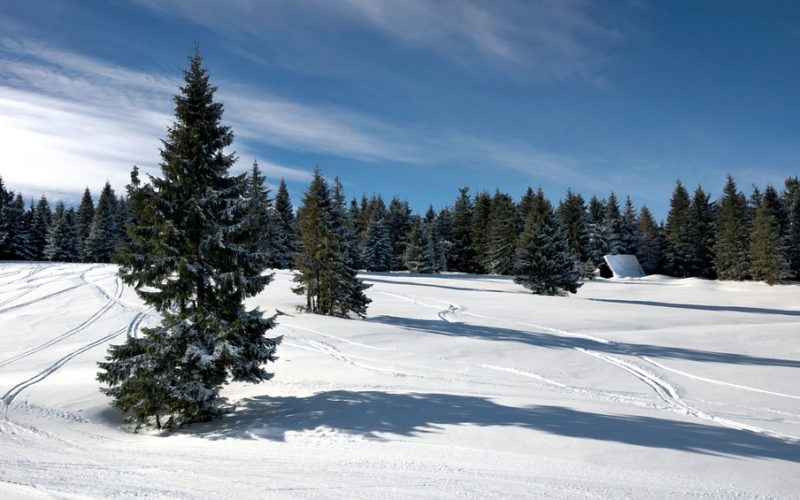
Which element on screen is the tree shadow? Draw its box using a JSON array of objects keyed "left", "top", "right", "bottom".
[
  {"left": 184, "top": 390, "right": 800, "bottom": 462},
  {"left": 362, "top": 276, "right": 517, "bottom": 295},
  {"left": 368, "top": 315, "right": 800, "bottom": 368},
  {"left": 588, "top": 298, "right": 800, "bottom": 317}
]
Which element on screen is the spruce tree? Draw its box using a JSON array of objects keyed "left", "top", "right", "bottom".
[
  {"left": 687, "top": 186, "right": 715, "bottom": 278},
  {"left": 604, "top": 192, "right": 624, "bottom": 255},
  {"left": 4, "top": 194, "right": 28, "bottom": 260},
  {"left": 361, "top": 212, "right": 393, "bottom": 271},
  {"left": 714, "top": 175, "right": 750, "bottom": 280},
  {"left": 98, "top": 51, "right": 280, "bottom": 428},
  {"left": 272, "top": 178, "right": 297, "bottom": 269},
  {"left": 620, "top": 196, "right": 639, "bottom": 256},
  {"left": 557, "top": 189, "right": 590, "bottom": 268},
  {"left": 750, "top": 202, "right": 789, "bottom": 284},
  {"left": 663, "top": 180, "right": 693, "bottom": 277},
  {"left": 0, "top": 176, "right": 13, "bottom": 258},
  {"left": 402, "top": 217, "right": 423, "bottom": 272},
  {"left": 293, "top": 168, "right": 370, "bottom": 316},
  {"left": 514, "top": 206, "right": 582, "bottom": 296},
  {"left": 471, "top": 191, "right": 492, "bottom": 273},
  {"left": 448, "top": 187, "right": 477, "bottom": 273},
  {"left": 243, "top": 161, "right": 273, "bottom": 265},
  {"left": 636, "top": 206, "right": 663, "bottom": 274},
  {"left": 27, "top": 196, "right": 52, "bottom": 261},
  {"left": 85, "top": 182, "right": 118, "bottom": 263},
  {"left": 76, "top": 187, "right": 95, "bottom": 261},
  {"left": 386, "top": 196, "right": 412, "bottom": 271},
  {"left": 486, "top": 191, "right": 517, "bottom": 275},
  {"left": 45, "top": 203, "right": 80, "bottom": 262},
  {"left": 585, "top": 195, "right": 609, "bottom": 266},
  {"left": 785, "top": 177, "right": 800, "bottom": 279}
]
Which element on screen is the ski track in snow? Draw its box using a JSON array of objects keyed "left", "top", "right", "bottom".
[
  {"left": 2, "top": 311, "right": 146, "bottom": 406},
  {"left": 377, "top": 286, "right": 800, "bottom": 444}
]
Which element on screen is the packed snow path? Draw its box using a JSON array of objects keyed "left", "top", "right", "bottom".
[{"left": 1, "top": 263, "right": 799, "bottom": 498}]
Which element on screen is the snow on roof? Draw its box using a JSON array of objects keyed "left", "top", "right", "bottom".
[{"left": 603, "top": 254, "right": 646, "bottom": 278}]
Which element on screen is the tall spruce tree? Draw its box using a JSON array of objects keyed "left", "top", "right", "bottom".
[
  {"left": 4, "top": 194, "right": 28, "bottom": 260},
  {"left": 243, "top": 161, "right": 273, "bottom": 264},
  {"left": 386, "top": 196, "right": 412, "bottom": 271},
  {"left": 514, "top": 206, "right": 582, "bottom": 296},
  {"left": 272, "top": 178, "right": 297, "bottom": 269},
  {"left": 750, "top": 201, "right": 789, "bottom": 284},
  {"left": 471, "top": 191, "right": 492, "bottom": 273},
  {"left": 448, "top": 187, "right": 477, "bottom": 273},
  {"left": 663, "top": 180, "right": 692, "bottom": 277},
  {"left": 486, "top": 191, "right": 517, "bottom": 275},
  {"left": 330, "top": 178, "right": 371, "bottom": 316},
  {"left": 714, "top": 175, "right": 750, "bottom": 280},
  {"left": 636, "top": 206, "right": 663, "bottom": 274},
  {"left": 98, "top": 50, "right": 280, "bottom": 428},
  {"left": 687, "top": 186, "right": 715, "bottom": 278},
  {"left": 557, "top": 189, "right": 590, "bottom": 266},
  {"left": 293, "top": 168, "right": 370, "bottom": 316},
  {"left": 585, "top": 195, "right": 609, "bottom": 266},
  {"left": 620, "top": 196, "right": 638, "bottom": 256},
  {"left": 76, "top": 187, "right": 95, "bottom": 261},
  {"left": 85, "top": 182, "right": 118, "bottom": 263},
  {"left": 0, "top": 176, "right": 13, "bottom": 258},
  {"left": 785, "top": 177, "right": 800, "bottom": 279},
  {"left": 604, "top": 192, "right": 624, "bottom": 255},
  {"left": 45, "top": 203, "right": 80, "bottom": 262}
]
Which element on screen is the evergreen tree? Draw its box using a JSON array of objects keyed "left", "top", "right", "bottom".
[
  {"left": 636, "top": 206, "right": 663, "bottom": 274},
  {"left": 714, "top": 175, "right": 750, "bottom": 280},
  {"left": 448, "top": 187, "right": 477, "bottom": 273},
  {"left": 514, "top": 206, "right": 582, "bottom": 296},
  {"left": 557, "top": 189, "right": 590, "bottom": 262},
  {"left": 272, "top": 178, "right": 297, "bottom": 269},
  {"left": 4, "top": 194, "right": 28, "bottom": 260},
  {"left": 45, "top": 203, "right": 80, "bottom": 262},
  {"left": 687, "top": 186, "right": 715, "bottom": 278},
  {"left": 361, "top": 212, "right": 393, "bottom": 271},
  {"left": 293, "top": 169, "right": 370, "bottom": 316},
  {"left": 486, "top": 191, "right": 516, "bottom": 275},
  {"left": 585, "top": 195, "right": 608, "bottom": 266},
  {"left": 402, "top": 217, "right": 423, "bottom": 272},
  {"left": 330, "top": 178, "right": 371, "bottom": 316},
  {"left": 784, "top": 177, "right": 800, "bottom": 279},
  {"left": 386, "top": 196, "right": 412, "bottom": 270},
  {"left": 98, "top": 50, "right": 280, "bottom": 428},
  {"left": 663, "top": 180, "right": 693, "bottom": 277},
  {"left": 750, "top": 203, "right": 789, "bottom": 284},
  {"left": 0, "top": 176, "right": 13, "bottom": 258},
  {"left": 28, "top": 195, "right": 52, "bottom": 261},
  {"left": 471, "top": 191, "right": 492, "bottom": 273},
  {"left": 243, "top": 161, "right": 273, "bottom": 264},
  {"left": 76, "top": 187, "right": 95, "bottom": 261},
  {"left": 620, "top": 196, "right": 638, "bottom": 256},
  {"left": 604, "top": 192, "right": 624, "bottom": 254},
  {"left": 85, "top": 182, "right": 118, "bottom": 263}
]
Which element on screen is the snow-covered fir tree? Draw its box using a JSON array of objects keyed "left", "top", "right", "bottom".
[
  {"left": 386, "top": 196, "right": 412, "bottom": 271},
  {"left": 784, "top": 177, "right": 800, "bottom": 279},
  {"left": 749, "top": 200, "right": 789, "bottom": 284},
  {"left": 556, "top": 189, "right": 591, "bottom": 272},
  {"left": 514, "top": 205, "right": 582, "bottom": 296},
  {"left": 687, "top": 186, "right": 716, "bottom": 278},
  {"left": 448, "top": 187, "right": 477, "bottom": 273},
  {"left": 243, "top": 161, "right": 274, "bottom": 265},
  {"left": 330, "top": 178, "right": 371, "bottom": 316},
  {"left": 361, "top": 211, "right": 393, "bottom": 271},
  {"left": 45, "top": 202, "right": 80, "bottom": 262},
  {"left": 85, "top": 182, "right": 118, "bottom": 263},
  {"left": 604, "top": 192, "right": 624, "bottom": 255},
  {"left": 0, "top": 176, "right": 12, "bottom": 258},
  {"left": 714, "top": 175, "right": 751, "bottom": 280},
  {"left": 471, "top": 191, "right": 492, "bottom": 273},
  {"left": 3, "top": 194, "right": 28, "bottom": 260},
  {"left": 486, "top": 191, "right": 517, "bottom": 275},
  {"left": 293, "top": 168, "right": 370, "bottom": 316},
  {"left": 620, "top": 196, "right": 639, "bottom": 256},
  {"left": 271, "top": 178, "right": 297, "bottom": 269},
  {"left": 98, "top": 50, "right": 280, "bottom": 429},
  {"left": 585, "top": 195, "right": 609, "bottom": 267},
  {"left": 663, "top": 181, "right": 693, "bottom": 277},
  {"left": 635, "top": 206, "right": 663, "bottom": 274},
  {"left": 75, "top": 187, "right": 95, "bottom": 261},
  {"left": 27, "top": 196, "right": 52, "bottom": 260}
]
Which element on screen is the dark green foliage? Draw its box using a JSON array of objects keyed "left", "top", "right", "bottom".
[
  {"left": 28, "top": 196, "right": 52, "bottom": 260},
  {"left": 243, "top": 161, "right": 274, "bottom": 264},
  {"left": 556, "top": 189, "right": 589, "bottom": 261},
  {"left": 45, "top": 203, "right": 80, "bottom": 262},
  {"left": 604, "top": 192, "right": 623, "bottom": 255},
  {"left": 471, "top": 191, "right": 492, "bottom": 273},
  {"left": 636, "top": 206, "right": 663, "bottom": 274},
  {"left": 98, "top": 51, "right": 280, "bottom": 429},
  {"left": 514, "top": 206, "right": 582, "bottom": 296},
  {"left": 486, "top": 191, "right": 516, "bottom": 275},
  {"left": 448, "top": 187, "right": 477, "bottom": 273},
  {"left": 620, "top": 196, "right": 638, "bottom": 256},
  {"left": 785, "top": 178, "right": 800, "bottom": 279},
  {"left": 585, "top": 195, "right": 608, "bottom": 266},
  {"left": 0, "top": 176, "right": 13, "bottom": 258},
  {"left": 714, "top": 175, "right": 751, "bottom": 280},
  {"left": 293, "top": 168, "right": 370, "bottom": 317},
  {"left": 272, "top": 178, "right": 297, "bottom": 269},
  {"left": 687, "top": 186, "right": 715, "bottom": 278},
  {"left": 85, "top": 182, "right": 118, "bottom": 263},
  {"left": 663, "top": 181, "right": 692, "bottom": 277},
  {"left": 386, "top": 196, "right": 412, "bottom": 271},
  {"left": 750, "top": 203, "right": 789, "bottom": 284},
  {"left": 76, "top": 187, "right": 95, "bottom": 260}
]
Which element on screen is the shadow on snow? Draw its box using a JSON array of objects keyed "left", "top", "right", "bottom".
[
  {"left": 588, "top": 298, "right": 800, "bottom": 318},
  {"left": 367, "top": 315, "right": 800, "bottom": 368},
  {"left": 186, "top": 390, "right": 800, "bottom": 462}
]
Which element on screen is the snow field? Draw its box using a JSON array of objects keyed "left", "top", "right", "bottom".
[{"left": 1, "top": 263, "right": 799, "bottom": 498}]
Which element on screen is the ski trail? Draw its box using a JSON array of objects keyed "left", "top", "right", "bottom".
[
  {"left": 281, "top": 323, "right": 387, "bottom": 351},
  {"left": 437, "top": 304, "right": 462, "bottom": 323},
  {"left": 374, "top": 291, "right": 441, "bottom": 310},
  {"left": 0, "top": 283, "right": 86, "bottom": 315},
  {"left": 0, "top": 278, "right": 125, "bottom": 369},
  {"left": 577, "top": 348, "right": 800, "bottom": 443},
  {"left": 517, "top": 322, "right": 611, "bottom": 344},
  {"left": 1, "top": 312, "right": 145, "bottom": 406},
  {"left": 642, "top": 357, "right": 800, "bottom": 401}
]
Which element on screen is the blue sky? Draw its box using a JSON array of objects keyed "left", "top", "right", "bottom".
[{"left": 1, "top": 1, "right": 799, "bottom": 218}]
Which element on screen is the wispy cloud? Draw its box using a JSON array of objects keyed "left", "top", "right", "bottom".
[
  {"left": 130, "top": 0, "right": 618, "bottom": 81},
  {"left": 0, "top": 37, "right": 604, "bottom": 204}
]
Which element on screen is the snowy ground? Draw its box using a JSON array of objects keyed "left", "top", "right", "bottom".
[{"left": 0, "top": 263, "right": 799, "bottom": 498}]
